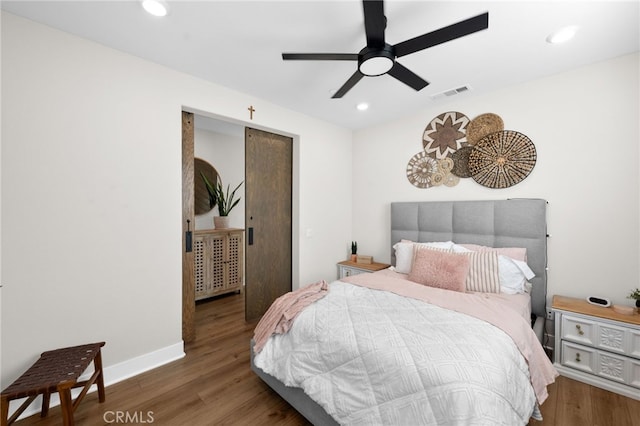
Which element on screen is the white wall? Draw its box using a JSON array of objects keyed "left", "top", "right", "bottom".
[
  {"left": 352, "top": 53, "right": 639, "bottom": 308},
  {"left": 0, "top": 11, "right": 352, "bottom": 397}
]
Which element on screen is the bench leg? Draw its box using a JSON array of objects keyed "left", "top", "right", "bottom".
[
  {"left": 94, "top": 349, "right": 106, "bottom": 403},
  {"left": 1, "top": 396, "right": 9, "bottom": 426},
  {"left": 59, "top": 388, "right": 74, "bottom": 426},
  {"left": 41, "top": 391, "right": 50, "bottom": 417}
]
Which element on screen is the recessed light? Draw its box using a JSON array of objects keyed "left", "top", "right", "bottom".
[
  {"left": 546, "top": 26, "right": 578, "bottom": 44},
  {"left": 356, "top": 103, "right": 369, "bottom": 111},
  {"left": 142, "top": 0, "right": 168, "bottom": 17}
]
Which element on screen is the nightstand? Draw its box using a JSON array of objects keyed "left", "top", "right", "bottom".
[
  {"left": 551, "top": 295, "right": 640, "bottom": 400},
  {"left": 337, "top": 260, "right": 391, "bottom": 279}
]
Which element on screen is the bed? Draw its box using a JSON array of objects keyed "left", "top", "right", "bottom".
[{"left": 251, "top": 199, "right": 556, "bottom": 425}]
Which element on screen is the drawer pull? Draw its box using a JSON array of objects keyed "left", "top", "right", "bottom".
[
  {"left": 575, "top": 324, "right": 584, "bottom": 336},
  {"left": 575, "top": 353, "right": 581, "bottom": 363}
]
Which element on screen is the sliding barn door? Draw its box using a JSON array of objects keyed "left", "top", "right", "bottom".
[
  {"left": 181, "top": 111, "right": 195, "bottom": 342},
  {"left": 244, "top": 128, "right": 292, "bottom": 322}
]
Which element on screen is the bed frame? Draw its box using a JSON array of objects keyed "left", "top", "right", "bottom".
[{"left": 252, "top": 198, "right": 548, "bottom": 425}]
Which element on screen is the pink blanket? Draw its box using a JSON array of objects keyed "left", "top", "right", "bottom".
[
  {"left": 342, "top": 270, "right": 558, "bottom": 404},
  {"left": 253, "top": 280, "right": 329, "bottom": 353}
]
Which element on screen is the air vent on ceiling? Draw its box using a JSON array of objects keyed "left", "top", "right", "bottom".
[{"left": 430, "top": 85, "right": 472, "bottom": 100}]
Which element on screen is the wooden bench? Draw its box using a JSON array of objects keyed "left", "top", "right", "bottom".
[{"left": 1, "top": 342, "right": 105, "bottom": 426}]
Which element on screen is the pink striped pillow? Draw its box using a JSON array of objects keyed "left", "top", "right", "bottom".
[
  {"left": 459, "top": 244, "right": 527, "bottom": 262},
  {"left": 459, "top": 251, "right": 501, "bottom": 293}
]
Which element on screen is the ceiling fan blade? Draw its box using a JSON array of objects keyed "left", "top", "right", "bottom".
[
  {"left": 362, "top": 0, "right": 386, "bottom": 48},
  {"left": 387, "top": 62, "right": 429, "bottom": 91},
  {"left": 282, "top": 53, "right": 359, "bottom": 61},
  {"left": 332, "top": 71, "right": 365, "bottom": 98},
  {"left": 394, "top": 12, "right": 489, "bottom": 58}
]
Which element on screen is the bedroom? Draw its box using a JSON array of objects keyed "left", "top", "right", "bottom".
[{"left": 1, "top": 0, "right": 639, "bottom": 425}]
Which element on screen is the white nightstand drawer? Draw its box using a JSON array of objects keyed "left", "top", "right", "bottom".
[
  {"left": 630, "top": 359, "right": 640, "bottom": 389},
  {"left": 596, "top": 351, "right": 627, "bottom": 384},
  {"left": 340, "top": 267, "right": 366, "bottom": 278},
  {"left": 562, "top": 341, "right": 595, "bottom": 373},
  {"left": 596, "top": 322, "right": 627, "bottom": 355},
  {"left": 562, "top": 315, "right": 596, "bottom": 345},
  {"left": 630, "top": 329, "right": 640, "bottom": 359}
]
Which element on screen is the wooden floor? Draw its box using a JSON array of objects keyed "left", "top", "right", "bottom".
[{"left": 15, "top": 292, "right": 640, "bottom": 426}]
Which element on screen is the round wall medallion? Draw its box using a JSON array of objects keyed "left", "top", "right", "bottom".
[
  {"left": 422, "top": 111, "right": 470, "bottom": 159},
  {"left": 468, "top": 130, "right": 537, "bottom": 189},
  {"left": 406, "top": 151, "right": 439, "bottom": 188},
  {"left": 438, "top": 157, "right": 454, "bottom": 172},
  {"left": 466, "top": 113, "right": 504, "bottom": 145},
  {"left": 450, "top": 145, "right": 473, "bottom": 178},
  {"left": 443, "top": 173, "right": 460, "bottom": 187}
]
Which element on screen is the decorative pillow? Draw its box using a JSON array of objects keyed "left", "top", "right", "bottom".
[
  {"left": 453, "top": 244, "right": 534, "bottom": 293},
  {"left": 408, "top": 248, "right": 470, "bottom": 292},
  {"left": 393, "top": 240, "right": 454, "bottom": 274},
  {"left": 458, "top": 251, "right": 501, "bottom": 293},
  {"left": 457, "top": 243, "right": 527, "bottom": 262}
]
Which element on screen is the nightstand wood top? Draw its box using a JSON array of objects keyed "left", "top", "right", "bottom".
[
  {"left": 337, "top": 260, "right": 391, "bottom": 272},
  {"left": 552, "top": 295, "right": 640, "bottom": 326}
]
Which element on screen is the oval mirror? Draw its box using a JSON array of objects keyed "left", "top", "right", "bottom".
[{"left": 194, "top": 157, "right": 218, "bottom": 215}]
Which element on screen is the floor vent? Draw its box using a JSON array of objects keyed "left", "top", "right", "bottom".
[{"left": 430, "top": 85, "right": 472, "bottom": 100}]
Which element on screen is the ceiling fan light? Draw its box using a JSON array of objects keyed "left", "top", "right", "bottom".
[
  {"left": 546, "top": 26, "right": 578, "bottom": 44},
  {"left": 142, "top": 0, "right": 168, "bottom": 17},
  {"left": 359, "top": 56, "right": 394, "bottom": 76}
]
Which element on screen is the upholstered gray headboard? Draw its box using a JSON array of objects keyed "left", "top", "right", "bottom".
[{"left": 390, "top": 199, "right": 547, "bottom": 318}]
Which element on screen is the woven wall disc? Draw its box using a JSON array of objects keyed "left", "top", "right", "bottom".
[
  {"left": 406, "top": 151, "right": 439, "bottom": 188},
  {"left": 422, "top": 111, "right": 469, "bottom": 159},
  {"left": 466, "top": 113, "right": 504, "bottom": 145},
  {"left": 450, "top": 146, "right": 473, "bottom": 178},
  {"left": 468, "top": 130, "right": 537, "bottom": 189},
  {"left": 431, "top": 172, "right": 445, "bottom": 186},
  {"left": 443, "top": 173, "right": 460, "bottom": 187},
  {"left": 438, "top": 157, "right": 454, "bottom": 172}
]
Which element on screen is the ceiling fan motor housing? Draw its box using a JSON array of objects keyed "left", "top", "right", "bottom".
[{"left": 358, "top": 44, "right": 395, "bottom": 76}]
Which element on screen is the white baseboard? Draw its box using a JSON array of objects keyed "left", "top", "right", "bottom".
[{"left": 7, "top": 341, "right": 185, "bottom": 422}]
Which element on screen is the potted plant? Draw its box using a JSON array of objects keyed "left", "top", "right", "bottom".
[
  {"left": 627, "top": 288, "right": 640, "bottom": 308},
  {"left": 201, "top": 172, "right": 243, "bottom": 229}
]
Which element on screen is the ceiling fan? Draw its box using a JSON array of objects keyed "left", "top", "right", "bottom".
[{"left": 282, "top": 0, "right": 489, "bottom": 98}]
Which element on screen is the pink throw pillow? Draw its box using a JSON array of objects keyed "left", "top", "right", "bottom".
[{"left": 408, "top": 248, "right": 470, "bottom": 292}]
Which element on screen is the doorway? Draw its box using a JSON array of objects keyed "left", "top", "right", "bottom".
[{"left": 181, "top": 113, "right": 294, "bottom": 342}]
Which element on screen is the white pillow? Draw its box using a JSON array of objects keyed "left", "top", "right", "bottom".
[
  {"left": 499, "top": 256, "right": 535, "bottom": 294},
  {"left": 393, "top": 241, "right": 455, "bottom": 274},
  {"left": 393, "top": 242, "right": 415, "bottom": 274}
]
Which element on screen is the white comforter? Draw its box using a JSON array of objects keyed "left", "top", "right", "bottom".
[{"left": 254, "top": 281, "right": 538, "bottom": 425}]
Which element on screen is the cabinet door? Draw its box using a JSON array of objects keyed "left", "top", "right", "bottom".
[
  {"left": 224, "top": 231, "right": 243, "bottom": 291},
  {"left": 194, "top": 232, "right": 225, "bottom": 299},
  {"left": 208, "top": 235, "right": 225, "bottom": 295}
]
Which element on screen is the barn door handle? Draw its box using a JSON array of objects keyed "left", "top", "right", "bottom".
[
  {"left": 185, "top": 219, "right": 192, "bottom": 252},
  {"left": 248, "top": 227, "right": 254, "bottom": 245}
]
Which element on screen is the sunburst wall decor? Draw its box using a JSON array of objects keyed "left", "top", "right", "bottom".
[{"left": 406, "top": 111, "right": 536, "bottom": 189}]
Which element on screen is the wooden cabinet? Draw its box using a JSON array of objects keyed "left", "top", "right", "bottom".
[
  {"left": 337, "top": 260, "right": 391, "bottom": 279},
  {"left": 194, "top": 229, "right": 244, "bottom": 301},
  {"left": 552, "top": 295, "right": 640, "bottom": 400}
]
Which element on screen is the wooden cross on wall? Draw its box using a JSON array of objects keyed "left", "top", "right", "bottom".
[{"left": 248, "top": 105, "right": 255, "bottom": 120}]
